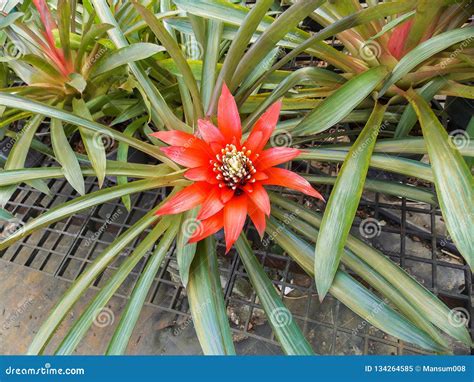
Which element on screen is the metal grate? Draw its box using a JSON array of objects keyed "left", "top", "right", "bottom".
[{"left": 1, "top": 154, "right": 471, "bottom": 355}]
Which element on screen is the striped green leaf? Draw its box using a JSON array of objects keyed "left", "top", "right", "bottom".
[
  {"left": 56, "top": 218, "right": 173, "bottom": 354},
  {"left": 91, "top": 43, "right": 165, "bottom": 76},
  {"left": 406, "top": 89, "right": 474, "bottom": 270},
  {"left": 28, "top": 208, "right": 162, "bottom": 355},
  {"left": 187, "top": 236, "right": 236, "bottom": 355},
  {"left": 235, "top": 235, "right": 314, "bottom": 355},
  {"left": 265, "top": 218, "right": 445, "bottom": 353},
  {"left": 293, "top": 66, "right": 388, "bottom": 136},
  {"left": 0, "top": 176, "right": 186, "bottom": 250},
  {"left": 270, "top": 195, "right": 472, "bottom": 346},
  {"left": 0, "top": 114, "right": 43, "bottom": 207},
  {"left": 50, "top": 119, "right": 85, "bottom": 195},
  {"left": 73, "top": 98, "right": 107, "bottom": 188},
  {"left": 107, "top": 218, "right": 179, "bottom": 354},
  {"left": 314, "top": 102, "right": 388, "bottom": 300}
]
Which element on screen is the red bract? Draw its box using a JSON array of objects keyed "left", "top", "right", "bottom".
[
  {"left": 152, "top": 84, "right": 323, "bottom": 252},
  {"left": 32, "top": 0, "right": 73, "bottom": 76},
  {"left": 387, "top": 19, "right": 414, "bottom": 60}
]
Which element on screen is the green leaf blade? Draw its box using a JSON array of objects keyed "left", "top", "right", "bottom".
[{"left": 314, "top": 102, "right": 388, "bottom": 300}]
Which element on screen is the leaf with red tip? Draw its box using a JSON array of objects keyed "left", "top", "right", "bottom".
[
  {"left": 262, "top": 167, "right": 323, "bottom": 200},
  {"left": 188, "top": 212, "right": 224, "bottom": 243},
  {"left": 246, "top": 183, "right": 270, "bottom": 216},
  {"left": 256, "top": 147, "right": 300, "bottom": 170},
  {"left": 218, "top": 84, "right": 242, "bottom": 142},
  {"left": 161, "top": 146, "right": 209, "bottom": 168},
  {"left": 197, "top": 187, "right": 225, "bottom": 220},
  {"left": 156, "top": 182, "right": 211, "bottom": 216},
  {"left": 388, "top": 19, "right": 413, "bottom": 59},
  {"left": 224, "top": 195, "right": 247, "bottom": 253},
  {"left": 33, "top": 0, "right": 58, "bottom": 48}
]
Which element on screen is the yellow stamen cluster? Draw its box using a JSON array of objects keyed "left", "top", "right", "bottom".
[{"left": 212, "top": 144, "right": 257, "bottom": 190}]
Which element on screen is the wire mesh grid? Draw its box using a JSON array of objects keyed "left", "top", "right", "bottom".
[{"left": 0, "top": 151, "right": 471, "bottom": 355}]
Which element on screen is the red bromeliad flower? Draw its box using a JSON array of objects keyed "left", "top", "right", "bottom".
[{"left": 151, "top": 84, "right": 323, "bottom": 252}]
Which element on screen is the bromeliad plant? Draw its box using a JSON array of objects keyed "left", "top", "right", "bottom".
[
  {"left": 0, "top": 0, "right": 169, "bottom": 197},
  {"left": 0, "top": 0, "right": 473, "bottom": 355}
]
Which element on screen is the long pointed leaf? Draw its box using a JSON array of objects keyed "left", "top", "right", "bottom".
[
  {"left": 73, "top": 98, "right": 107, "bottom": 188},
  {"left": 270, "top": 195, "right": 472, "bottom": 346},
  {"left": 265, "top": 217, "right": 445, "bottom": 353},
  {"left": 293, "top": 66, "right": 388, "bottom": 136},
  {"left": 235, "top": 235, "right": 314, "bottom": 355},
  {"left": 50, "top": 118, "right": 85, "bottom": 195},
  {"left": 187, "top": 236, "right": 236, "bottom": 355},
  {"left": 106, "top": 218, "right": 179, "bottom": 355},
  {"left": 55, "top": 218, "right": 172, "bottom": 354},
  {"left": 0, "top": 175, "right": 186, "bottom": 250},
  {"left": 406, "top": 89, "right": 474, "bottom": 270},
  {"left": 314, "top": 102, "right": 388, "bottom": 300},
  {"left": 28, "top": 206, "right": 163, "bottom": 354}
]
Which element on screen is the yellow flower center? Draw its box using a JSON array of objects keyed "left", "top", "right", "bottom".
[{"left": 213, "top": 144, "right": 257, "bottom": 190}]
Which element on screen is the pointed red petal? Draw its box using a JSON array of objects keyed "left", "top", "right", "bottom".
[
  {"left": 248, "top": 199, "right": 266, "bottom": 238},
  {"left": 254, "top": 172, "right": 268, "bottom": 181},
  {"left": 188, "top": 212, "right": 224, "bottom": 243},
  {"left": 184, "top": 166, "right": 217, "bottom": 183},
  {"left": 388, "top": 19, "right": 413, "bottom": 60},
  {"left": 242, "top": 131, "right": 263, "bottom": 160},
  {"left": 218, "top": 83, "right": 242, "bottom": 142},
  {"left": 224, "top": 195, "right": 247, "bottom": 253},
  {"left": 245, "top": 183, "right": 270, "bottom": 216},
  {"left": 220, "top": 187, "right": 234, "bottom": 203},
  {"left": 256, "top": 147, "right": 300, "bottom": 170},
  {"left": 197, "top": 187, "right": 225, "bottom": 220},
  {"left": 262, "top": 167, "right": 324, "bottom": 200},
  {"left": 161, "top": 146, "right": 209, "bottom": 168},
  {"left": 151, "top": 131, "right": 212, "bottom": 156},
  {"left": 245, "top": 101, "right": 282, "bottom": 153},
  {"left": 156, "top": 182, "right": 211, "bottom": 216},
  {"left": 198, "top": 119, "right": 225, "bottom": 144}
]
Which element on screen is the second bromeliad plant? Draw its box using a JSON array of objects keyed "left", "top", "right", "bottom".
[{"left": 0, "top": 0, "right": 473, "bottom": 355}]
